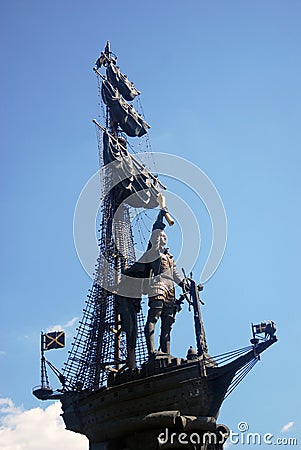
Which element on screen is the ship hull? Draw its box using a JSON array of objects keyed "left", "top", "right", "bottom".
[
  {"left": 61, "top": 339, "right": 277, "bottom": 444},
  {"left": 61, "top": 360, "right": 232, "bottom": 443}
]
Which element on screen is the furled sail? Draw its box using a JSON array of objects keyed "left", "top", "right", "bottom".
[
  {"left": 103, "top": 132, "right": 160, "bottom": 209},
  {"left": 106, "top": 61, "right": 140, "bottom": 101},
  {"left": 101, "top": 80, "right": 150, "bottom": 137}
]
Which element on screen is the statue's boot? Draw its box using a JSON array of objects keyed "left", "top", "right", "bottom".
[
  {"left": 160, "top": 313, "right": 174, "bottom": 354},
  {"left": 144, "top": 322, "right": 156, "bottom": 355},
  {"left": 160, "top": 330, "right": 171, "bottom": 354},
  {"left": 127, "top": 346, "right": 136, "bottom": 369}
]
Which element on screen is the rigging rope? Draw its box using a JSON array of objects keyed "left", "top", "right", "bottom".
[
  {"left": 205, "top": 345, "right": 253, "bottom": 365},
  {"left": 225, "top": 358, "right": 258, "bottom": 398}
]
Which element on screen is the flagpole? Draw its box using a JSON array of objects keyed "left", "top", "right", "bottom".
[{"left": 40, "top": 331, "right": 50, "bottom": 389}]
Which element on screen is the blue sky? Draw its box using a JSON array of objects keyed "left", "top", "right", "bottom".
[{"left": 1, "top": 1, "right": 300, "bottom": 448}]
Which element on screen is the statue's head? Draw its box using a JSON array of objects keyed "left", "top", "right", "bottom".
[
  {"left": 159, "top": 230, "right": 167, "bottom": 248},
  {"left": 146, "top": 228, "right": 168, "bottom": 256}
]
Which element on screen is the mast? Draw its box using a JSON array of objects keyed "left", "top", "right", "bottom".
[
  {"left": 94, "top": 41, "right": 140, "bottom": 382},
  {"left": 62, "top": 41, "right": 160, "bottom": 390},
  {"left": 189, "top": 279, "right": 208, "bottom": 358}
]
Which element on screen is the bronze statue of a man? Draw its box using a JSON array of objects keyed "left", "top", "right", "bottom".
[
  {"left": 142, "top": 210, "right": 185, "bottom": 355},
  {"left": 120, "top": 209, "right": 185, "bottom": 360}
]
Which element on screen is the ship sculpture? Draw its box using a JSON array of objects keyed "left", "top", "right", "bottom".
[{"left": 33, "top": 42, "right": 278, "bottom": 450}]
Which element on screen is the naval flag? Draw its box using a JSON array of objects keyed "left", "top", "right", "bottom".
[{"left": 43, "top": 331, "right": 65, "bottom": 350}]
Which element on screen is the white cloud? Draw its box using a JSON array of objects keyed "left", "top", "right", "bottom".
[
  {"left": 281, "top": 421, "right": 295, "bottom": 433},
  {"left": 0, "top": 398, "right": 20, "bottom": 415},
  {"left": 47, "top": 317, "right": 78, "bottom": 335},
  {"left": 64, "top": 317, "right": 78, "bottom": 328},
  {"left": 0, "top": 398, "right": 88, "bottom": 450}
]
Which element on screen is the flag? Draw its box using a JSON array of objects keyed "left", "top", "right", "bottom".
[
  {"left": 44, "top": 331, "right": 65, "bottom": 350},
  {"left": 253, "top": 323, "right": 267, "bottom": 334}
]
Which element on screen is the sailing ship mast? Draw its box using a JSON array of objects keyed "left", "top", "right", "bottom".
[{"left": 62, "top": 41, "right": 163, "bottom": 390}]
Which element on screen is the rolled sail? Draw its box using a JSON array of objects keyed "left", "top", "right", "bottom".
[
  {"left": 106, "top": 62, "right": 140, "bottom": 101},
  {"left": 103, "top": 132, "right": 160, "bottom": 209},
  {"left": 102, "top": 80, "right": 150, "bottom": 137}
]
